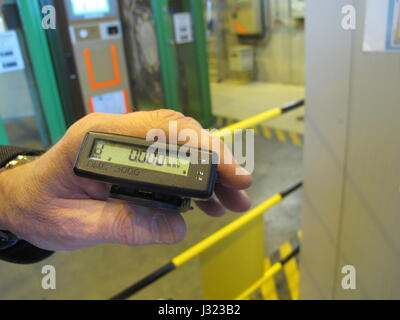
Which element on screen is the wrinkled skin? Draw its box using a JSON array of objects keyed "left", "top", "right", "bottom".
[{"left": 0, "top": 110, "right": 252, "bottom": 251}]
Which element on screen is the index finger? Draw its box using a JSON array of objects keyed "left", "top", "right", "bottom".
[
  {"left": 172, "top": 125, "right": 253, "bottom": 190},
  {"left": 206, "top": 130, "right": 253, "bottom": 190},
  {"left": 144, "top": 117, "right": 253, "bottom": 190}
]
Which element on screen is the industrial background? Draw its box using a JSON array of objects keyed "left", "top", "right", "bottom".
[{"left": 0, "top": 0, "right": 399, "bottom": 300}]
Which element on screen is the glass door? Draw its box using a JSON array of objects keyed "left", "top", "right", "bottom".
[
  {"left": 0, "top": 0, "right": 49, "bottom": 148},
  {"left": 0, "top": 0, "right": 67, "bottom": 148}
]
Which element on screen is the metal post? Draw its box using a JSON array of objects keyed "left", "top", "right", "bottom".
[
  {"left": 151, "top": 0, "right": 182, "bottom": 112},
  {"left": 190, "top": 0, "right": 213, "bottom": 128}
]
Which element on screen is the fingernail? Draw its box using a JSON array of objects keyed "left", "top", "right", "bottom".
[
  {"left": 151, "top": 214, "right": 174, "bottom": 244},
  {"left": 235, "top": 166, "right": 251, "bottom": 176},
  {"left": 240, "top": 190, "right": 250, "bottom": 201},
  {"left": 241, "top": 190, "right": 252, "bottom": 207}
]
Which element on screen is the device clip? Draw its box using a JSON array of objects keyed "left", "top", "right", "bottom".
[{"left": 110, "top": 185, "right": 192, "bottom": 213}]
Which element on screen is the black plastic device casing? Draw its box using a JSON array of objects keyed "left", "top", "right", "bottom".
[{"left": 73, "top": 132, "right": 218, "bottom": 200}]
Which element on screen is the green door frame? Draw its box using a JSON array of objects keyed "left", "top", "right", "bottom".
[
  {"left": 17, "top": 0, "right": 67, "bottom": 145},
  {"left": 0, "top": 119, "right": 9, "bottom": 145},
  {"left": 151, "top": 0, "right": 182, "bottom": 112},
  {"left": 151, "top": 0, "right": 213, "bottom": 127},
  {"left": 191, "top": 0, "right": 213, "bottom": 128}
]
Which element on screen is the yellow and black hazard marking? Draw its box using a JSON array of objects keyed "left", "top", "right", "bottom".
[
  {"left": 213, "top": 116, "right": 304, "bottom": 147},
  {"left": 238, "top": 232, "right": 301, "bottom": 301},
  {"left": 109, "top": 182, "right": 303, "bottom": 300},
  {"left": 257, "top": 232, "right": 301, "bottom": 300}
]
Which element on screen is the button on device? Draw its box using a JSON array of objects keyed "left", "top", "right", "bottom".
[{"left": 197, "top": 171, "right": 205, "bottom": 182}]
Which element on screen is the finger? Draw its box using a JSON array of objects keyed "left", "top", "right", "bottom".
[
  {"left": 195, "top": 195, "right": 227, "bottom": 218},
  {"left": 214, "top": 184, "right": 252, "bottom": 213},
  {"left": 73, "top": 177, "right": 110, "bottom": 200},
  {"left": 143, "top": 117, "right": 253, "bottom": 190},
  {"left": 207, "top": 132, "right": 253, "bottom": 190},
  {"left": 135, "top": 113, "right": 253, "bottom": 191}
]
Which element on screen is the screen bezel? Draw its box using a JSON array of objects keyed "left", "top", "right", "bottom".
[
  {"left": 71, "top": 0, "right": 110, "bottom": 16},
  {"left": 64, "top": 0, "right": 119, "bottom": 21},
  {"left": 74, "top": 132, "right": 218, "bottom": 199}
]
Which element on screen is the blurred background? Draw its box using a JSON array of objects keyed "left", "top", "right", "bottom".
[{"left": 0, "top": 0, "right": 399, "bottom": 300}]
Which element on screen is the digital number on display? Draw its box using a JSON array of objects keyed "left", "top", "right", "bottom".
[{"left": 90, "top": 140, "right": 190, "bottom": 176}]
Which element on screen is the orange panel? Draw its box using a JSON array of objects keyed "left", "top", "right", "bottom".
[
  {"left": 84, "top": 45, "right": 121, "bottom": 90},
  {"left": 235, "top": 21, "right": 247, "bottom": 35}
]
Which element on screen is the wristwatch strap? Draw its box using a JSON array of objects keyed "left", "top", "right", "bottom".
[
  {"left": 0, "top": 230, "right": 19, "bottom": 250},
  {"left": 0, "top": 145, "right": 43, "bottom": 168},
  {"left": 0, "top": 240, "right": 54, "bottom": 264},
  {"left": 0, "top": 147, "right": 42, "bottom": 249}
]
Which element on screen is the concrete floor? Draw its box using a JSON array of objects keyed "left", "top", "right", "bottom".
[{"left": 0, "top": 135, "right": 303, "bottom": 300}]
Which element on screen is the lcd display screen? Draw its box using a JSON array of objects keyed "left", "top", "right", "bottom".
[
  {"left": 90, "top": 140, "right": 190, "bottom": 176},
  {"left": 71, "top": 0, "right": 110, "bottom": 16}
]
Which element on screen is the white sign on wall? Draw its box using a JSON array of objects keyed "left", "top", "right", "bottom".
[
  {"left": 90, "top": 90, "right": 128, "bottom": 114},
  {"left": 0, "top": 30, "right": 25, "bottom": 73},
  {"left": 71, "top": 0, "right": 110, "bottom": 15},
  {"left": 364, "top": 0, "right": 400, "bottom": 52},
  {"left": 173, "top": 13, "right": 193, "bottom": 44}
]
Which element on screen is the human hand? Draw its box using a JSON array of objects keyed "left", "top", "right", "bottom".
[{"left": 0, "top": 110, "right": 252, "bottom": 251}]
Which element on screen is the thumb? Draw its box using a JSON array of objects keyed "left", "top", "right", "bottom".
[
  {"left": 32, "top": 199, "right": 187, "bottom": 250},
  {"left": 100, "top": 200, "right": 187, "bottom": 246}
]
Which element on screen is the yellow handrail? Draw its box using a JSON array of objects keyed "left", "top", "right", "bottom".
[
  {"left": 214, "top": 99, "right": 305, "bottom": 138},
  {"left": 172, "top": 194, "right": 282, "bottom": 267},
  {"left": 236, "top": 262, "right": 283, "bottom": 300},
  {"left": 110, "top": 182, "right": 302, "bottom": 300}
]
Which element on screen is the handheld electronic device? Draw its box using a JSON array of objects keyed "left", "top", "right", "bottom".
[{"left": 73, "top": 132, "right": 218, "bottom": 212}]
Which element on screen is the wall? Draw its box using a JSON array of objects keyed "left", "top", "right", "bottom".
[
  {"left": 255, "top": 0, "right": 305, "bottom": 85},
  {"left": 301, "top": 0, "right": 400, "bottom": 299},
  {"left": 207, "top": 0, "right": 305, "bottom": 85}
]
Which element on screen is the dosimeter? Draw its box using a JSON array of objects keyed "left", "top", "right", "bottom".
[{"left": 74, "top": 132, "right": 218, "bottom": 212}]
